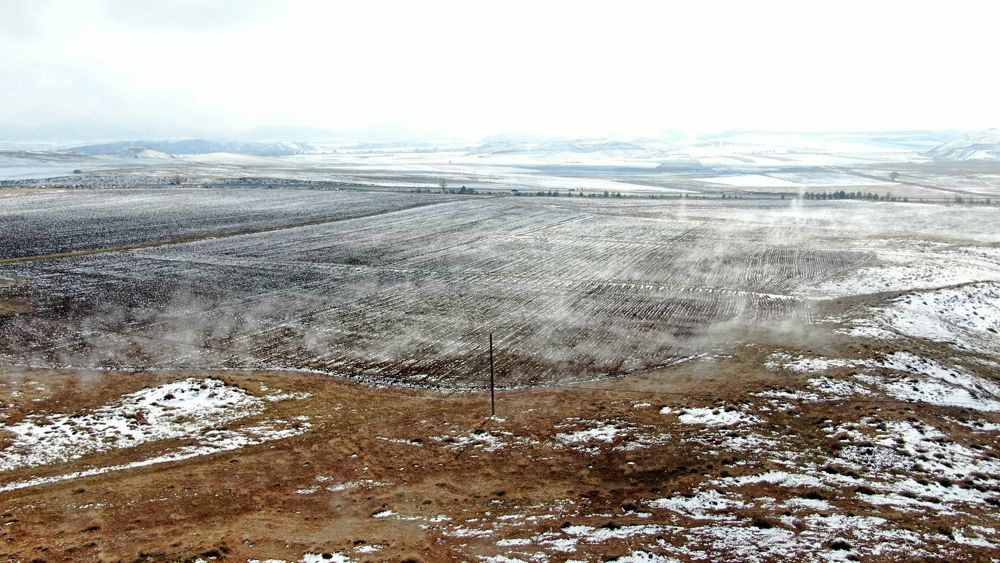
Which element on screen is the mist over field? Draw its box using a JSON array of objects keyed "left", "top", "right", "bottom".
[{"left": 3, "top": 138, "right": 998, "bottom": 385}]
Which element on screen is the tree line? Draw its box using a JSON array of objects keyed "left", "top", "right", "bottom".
[{"left": 802, "top": 191, "right": 907, "bottom": 202}]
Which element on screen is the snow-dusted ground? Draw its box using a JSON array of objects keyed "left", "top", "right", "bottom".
[
  {"left": 4, "top": 139, "right": 1000, "bottom": 561},
  {"left": 0, "top": 166, "right": 90, "bottom": 180},
  {"left": 765, "top": 349, "right": 1000, "bottom": 411},
  {"left": 3, "top": 194, "right": 880, "bottom": 386},
  {"left": 694, "top": 174, "right": 803, "bottom": 188},
  {"left": 696, "top": 171, "right": 896, "bottom": 189},
  {"left": 248, "top": 553, "right": 351, "bottom": 563},
  {"left": 0, "top": 378, "right": 311, "bottom": 491},
  {"left": 0, "top": 151, "right": 131, "bottom": 180},
  {"left": 0, "top": 378, "right": 264, "bottom": 471},
  {"left": 873, "top": 282, "right": 1000, "bottom": 355},
  {"left": 551, "top": 418, "right": 672, "bottom": 453},
  {"left": 387, "top": 401, "right": 999, "bottom": 561},
  {"left": 667, "top": 406, "right": 760, "bottom": 427},
  {"left": 804, "top": 244, "right": 1000, "bottom": 298},
  {"left": 0, "top": 417, "right": 309, "bottom": 493}
]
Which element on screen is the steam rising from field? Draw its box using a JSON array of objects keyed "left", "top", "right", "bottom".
[{"left": 2, "top": 189, "right": 999, "bottom": 388}]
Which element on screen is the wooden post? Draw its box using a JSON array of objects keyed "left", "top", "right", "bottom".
[{"left": 489, "top": 332, "right": 495, "bottom": 417}]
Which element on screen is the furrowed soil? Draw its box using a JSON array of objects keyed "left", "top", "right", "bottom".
[{"left": 2, "top": 189, "right": 999, "bottom": 561}]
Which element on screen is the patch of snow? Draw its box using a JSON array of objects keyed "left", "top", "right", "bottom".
[
  {"left": 806, "top": 246, "right": 1000, "bottom": 299},
  {"left": 807, "top": 377, "right": 873, "bottom": 398},
  {"left": 611, "top": 552, "right": 681, "bottom": 563},
  {"left": 676, "top": 407, "right": 760, "bottom": 427},
  {"left": 648, "top": 489, "right": 746, "bottom": 520},
  {"left": 562, "top": 523, "right": 665, "bottom": 542},
  {"left": 0, "top": 378, "right": 266, "bottom": 472},
  {"left": 755, "top": 389, "right": 822, "bottom": 402},
  {"left": 879, "top": 377, "right": 1000, "bottom": 411},
  {"left": 496, "top": 538, "right": 533, "bottom": 547},
  {"left": 261, "top": 390, "right": 312, "bottom": 402},
  {"left": 837, "top": 325, "right": 897, "bottom": 340},
  {"left": 433, "top": 428, "right": 524, "bottom": 453},
  {"left": 875, "top": 282, "right": 1000, "bottom": 355},
  {"left": 828, "top": 418, "right": 1000, "bottom": 483},
  {"left": 324, "top": 478, "right": 390, "bottom": 492},
  {"left": 446, "top": 525, "right": 494, "bottom": 538},
  {"left": 783, "top": 497, "right": 832, "bottom": 511},
  {"left": 769, "top": 353, "right": 863, "bottom": 373},
  {"left": 480, "top": 556, "right": 529, "bottom": 563},
  {"left": 301, "top": 554, "right": 352, "bottom": 563},
  {"left": 0, "top": 418, "right": 309, "bottom": 492},
  {"left": 713, "top": 471, "right": 830, "bottom": 489},
  {"left": 946, "top": 417, "right": 1000, "bottom": 432},
  {"left": 555, "top": 424, "right": 623, "bottom": 444},
  {"left": 551, "top": 419, "right": 670, "bottom": 453},
  {"left": 878, "top": 352, "right": 1000, "bottom": 395}
]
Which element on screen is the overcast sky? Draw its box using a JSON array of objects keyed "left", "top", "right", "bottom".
[{"left": 2, "top": 0, "right": 998, "bottom": 141}]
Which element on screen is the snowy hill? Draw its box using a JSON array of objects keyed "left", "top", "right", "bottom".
[
  {"left": 121, "top": 147, "right": 174, "bottom": 159},
  {"left": 471, "top": 137, "right": 649, "bottom": 155},
  {"left": 68, "top": 139, "right": 313, "bottom": 157},
  {"left": 928, "top": 129, "right": 1000, "bottom": 160}
]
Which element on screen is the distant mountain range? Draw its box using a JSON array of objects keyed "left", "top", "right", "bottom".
[
  {"left": 471, "top": 138, "right": 654, "bottom": 155},
  {"left": 467, "top": 131, "right": 960, "bottom": 158},
  {"left": 927, "top": 129, "right": 1000, "bottom": 160},
  {"left": 11, "top": 129, "right": 997, "bottom": 161},
  {"left": 68, "top": 139, "right": 313, "bottom": 157}
]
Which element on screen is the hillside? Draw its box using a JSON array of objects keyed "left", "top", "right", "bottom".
[
  {"left": 928, "top": 129, "right": 1000, "bottom": 160},
  {"left": 68, "top": 139, "right": 313, "bottom": 157}
]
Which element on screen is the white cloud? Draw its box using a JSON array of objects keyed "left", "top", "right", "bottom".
[{"left": 1, "top": 0, "right": 998, "bottom": 139}]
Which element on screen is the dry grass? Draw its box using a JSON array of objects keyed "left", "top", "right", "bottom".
[
  {"left": 0, "top": 355, "right": 996, "bottom": 561},
  {"left": 0, "top": 299, "right": 29, "bottom": 316}
]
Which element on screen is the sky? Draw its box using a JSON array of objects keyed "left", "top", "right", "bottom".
[{"left": 1, "top": 0, "right": 999, "bottom": 142}]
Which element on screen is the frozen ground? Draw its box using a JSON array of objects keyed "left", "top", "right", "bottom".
[
  {"left": 0, "top": 187, "right": 446, "bottom": 260},
  {"left": 1, "top": 194, "right": 881, "bottom": 386},
  {"left": 1, "top": 140, "right": 999, "bottom": 561},
  {"left": 3, "top": 188, "right": 998, "bottom": 388},
  {"left": 0, "top": 376, "right": 311, "bottom": 492},
  {"left": 805, "top": 243, "right": 1000, "bottom": 298},
  {"left": 4, "top": 361, "right": 996, "bottom": 560},
  {"left": 0, "top": 378, "right": 265, "bottom": 471},
  {"left": 0, "top": 152, "right": 118, "bottom": 180},
  {"left": 874, "top": 282, "right": 1000, "bottom": 355}
]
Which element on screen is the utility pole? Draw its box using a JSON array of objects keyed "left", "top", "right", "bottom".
[{"left": 489, "top": 332, "right": 495, "bottom": 417}]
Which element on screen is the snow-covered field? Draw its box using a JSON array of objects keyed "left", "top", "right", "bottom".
[
  {"left": 695, "top": 174, "right": 803, "bottom": 188},
  {"left": 2, "top": 185, "right": 997, "bottom": 389},
  {"left": 806, "top": 244, "right": 1000, "bottom": 298},
  {"left": 1, "top": 194, "right": 878, "bottom": 386},
  {"left": 874, "top": 282, "right": 1000, "bottom": 355}
]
